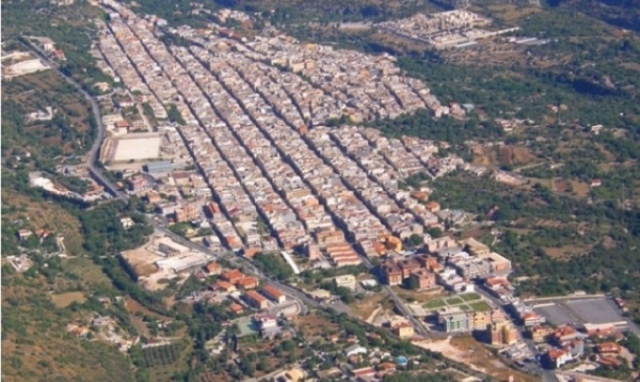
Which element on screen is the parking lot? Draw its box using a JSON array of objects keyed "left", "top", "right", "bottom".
[{"left": 533, "top": 297, "right": 628, "bottom": 327}]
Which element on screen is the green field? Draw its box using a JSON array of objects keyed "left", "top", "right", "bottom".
[
  {"left": 445, "top": 296, "right": 464, "bottom": 305},
  {"left": 423, "top": 299, "right": 447, "bottom": 309},
  {"left": 469, "top": 301, "right": 492, "bottom": 312},
  {"left": 460, "top": 293, "right": 481, "bottom": 302},
  {"left": 64, "top": 257, "right": 112, "bottom": 286}
]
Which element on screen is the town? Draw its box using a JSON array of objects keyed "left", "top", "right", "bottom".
[{"left": 4, "top": 0, "right": 640, "bottom": 381}]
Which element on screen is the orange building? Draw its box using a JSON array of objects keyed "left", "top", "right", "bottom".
[
  {"left": 262, "top": 285, "right": 286, "bottom": 303},
  {"left": 204, "top": 262, "right": 222, "bottom": 275},
  {"left": 236, "top": 276, "right": 259, "bottom": 290},
  {"left": 245, "top": 290, "right": 268, "bottom": 309},
  {"left": 220, "top": 269, "right": 244, "bottom": 284}
]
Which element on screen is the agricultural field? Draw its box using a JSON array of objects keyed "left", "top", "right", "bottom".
[
  {"left": 51, "top": 291, "right": 87, "bottom": 308},
  {"left": 141, "top": 342, "right": 184, "bottom": 368},
  {"left": 2, "top": 190, "right": 84, "bottom": 256},
  {"left": 64, "top": 257, "right": 112, "bottom": 287},
  {"left": 2, "top": 275, "right": 133, "bottom": 382}
]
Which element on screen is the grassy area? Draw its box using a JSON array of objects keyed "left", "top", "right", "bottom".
[
  {"left": 460, "top": 293, "right": 481, "bottom": 302},
  {"left": 469, "top": 301, "right": 492, "bottom": 312},
  {"left": 64, "top": 257, "right": 112, "bottom": 287},
  {"left": 445, "top": 296, "right": 464, "bottom": 305},
  {"left": 423, "top": 299, "right": 447, "bottom": 309}
]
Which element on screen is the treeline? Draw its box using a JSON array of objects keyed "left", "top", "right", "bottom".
[{"left": 253, "top": 252, "right": 293, "bottom": 281}]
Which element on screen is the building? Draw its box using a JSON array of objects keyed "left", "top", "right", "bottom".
[
  {"left": 262, "top": 285, "right": 286, "bottom": 303},
  {"left": 245, "top": 290, "right": 268, "bottom": 309},
  {"left": 145, "top": 160, "right": 174, "bottom": 174},
  {"left": 229, "top": 303, "right": 244, "bottom": 314},
  {"left": 452, "top": 258, "right": 492, "bottom": 279},
  {"left": 333, "top": 274, "right": 357, "bottom": 291},
  {"left": 583, "top": 323, "right": 616, "bottom": 338},
  {"left": 553, "top": 325, "right": 578, "bottom": 345},
  {"left": 235, "top": 276, "right": 259, "bottom": 290},
  {"left": 415, "top": 255, "right": 441, "bottom": 272},
  {"left": 204, "top": 262, "right": 222, "bottom": 275},
  {"left": 307, "top": 244, "right": 321, "bottom": 260},
  {"left": 437, "top": 307, "right": 471, "bottom": 333},
  {"left": 381, "top": 261, "right": 402, "bottom": 286},
  {"left": 489, "top": 321, "right": 518, "bottom": 345},
  {"left": 211, "top": 281, "right": 236, "bottom": 293},
  {"left": 529, "top": 325, "right": 554, "bottom": 343},
  {"left": 18, "top": 229, "right": 33, "bottom": 242},
  {"left": 393, "top": 322, "right": 414, "bottom": 339},
  {"left": 220, "top": 269, "right": 245, "bottom": 284},
  {"left": 175, "top": 204, "right": 199, "bottom": 222},
  {"left": 477, "top": 251, "right": 512, "bottom": 275},
  {"left": 397, "top": 258, "right": 420, "bottom": 279},
  {"left": 156, "top": 237, "right": 189, "bottom": 256},
  {"left": 470, "top": 310, "right": 492, "bottom": 331},
  {"left": 596, "top": 342, "right": 622, "bottom": 355},
  {"left": 278, "top": 367, "right": 306, "bottom": 382},
  {"left": 254, "top": 313, "right": 280, "bottom": 339},
  {"left": 544, "top": 349, "right": 572, "bottom": 369},
  {"left": 409, "top": 269, "right": 436, "bottom": 290},
  {"left": 120, "top": 217, "right": 135, "bottom": 229},
  {"left": 344, "top": 344, "right": 368, "bottom": 357}
]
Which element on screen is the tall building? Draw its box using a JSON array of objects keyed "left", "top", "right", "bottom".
[
  {"left": 437, "top": 307, "right": 471, "bottom": 333},
  {"left": 489, "top": 321, "right": 518, "bottom": 345}
]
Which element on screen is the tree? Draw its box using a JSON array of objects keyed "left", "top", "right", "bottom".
[
  {"left": 427, "top": 227, "right": 443, "bottom": 239},
  {"left": 408, "top": 233, "right": 424, "bottom": 247}
]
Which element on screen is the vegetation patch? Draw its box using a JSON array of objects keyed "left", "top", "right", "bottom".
[{"left": 51, "top": 291, "right": 86, "bottom": 308}]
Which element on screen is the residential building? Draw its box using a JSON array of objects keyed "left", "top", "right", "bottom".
[
  {"left": 229, "top": 303, "right": 244, "bottom": 314},
  {"left": 245, "top": 290, "right": 268, "bottom": 309},
  {"left": 204, "top": 262, "right": 221, "bottom": 275},
  {"left": 307, "top": 244, "right": 321, "bottom": 260},
  {"left": 211, "top": 281, "right": 236, "bottom": 293},
  {"left": 597, "top": 342, "right": 622, "bottom": 355},
  {"left": 397, "top": 258, "right": 420, "bottom": 279},
  {"left": 220, "top": 269, "right": 244, "bottom": 283},
  {"left": 489, "top": 321, "right": 518, "bottom": 345},
  {"left": 409, "top": 269, "right": 436, "bottom": 290},
  {"left": 452, "top": 257, "right": 492, "bottom": 279},
  {"left": 470, "top": 310, "right": 492, "bottom": 331},
  {"left": 18, "top": 229, "right": 33, "bottom": 242},
  {"left": 262, "top": 285, "right": 286, "bottom": 303},
  {"left": 393, "top": 322, "right": 414, "bottom": 339},
  {"left": 235, "top": 276, "right": 258, "bottom": 290},
  {"left": 529, "top": 325, "right": 554, "bottom": 343},
  {"left": 553, "top": 325, "right": 578, "bottom": 345},
  {"left": 333, "top": 274, "right": 357, "bottom": 291},
  {"left": 544, "top": 349, "right": 572, "bottom": 369},
  {"left": 381, "top": 261, "right": 402, "bottom": 286}
]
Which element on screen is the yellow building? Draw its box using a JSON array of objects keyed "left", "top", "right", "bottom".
[
  {"left": 394, "top": 322, "right": 415, "bottom": 339},
  {"left": 470, "top": 311, "right": 492, "bottom": 331}
]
